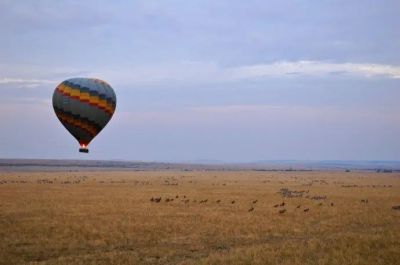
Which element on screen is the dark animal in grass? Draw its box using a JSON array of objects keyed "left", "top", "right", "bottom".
[
  {"left": 253, "top": 200, "right": 258, "bottom": 204},
  {"left": 392, "top": 205, "right": 400, "bottom": 210},
  {"left": 280, "top": 202, "right": 285, "bottom": 207},
  {"left": 273, "top": 204, "right": 279, "bottom": 208},
  {"left": 176, "top": 195, "right": 179, "bottom": 198},
  {"left": 296, "top": 205, "right": 301, "bottom": 209},
  {"left": 150, "top": 197, "right": 154, "bottom": 202},
  {"left": 155, "top": 197, "right": 162, "bottom": 203},
  {"left": 279, "top": 209, "right": 286, "bottom": 214},
  {"left": 231, "top": 200, "right": 235, "bottom": 204},
  {"left": 330, "top": 202, "right": 334, "bottom": 207},
  {"left": 216, "top": 200, "right": 221, "bottom": 203},
  {"left": 361, "top": 199, "right": 369, "bottom": 203},
  {"left": 248, "top": 207, "right": 254, "bottom": 212},
  {"left": 304, "top": 208, "right": 310, "bottom": 212}
]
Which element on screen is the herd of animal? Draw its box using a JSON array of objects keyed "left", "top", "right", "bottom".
[
  {"left": 149, "top": 192, "right": 400, "bottom": 214},
  {"left": 149, "top": 193, "right": 329, "bottom": 214},
  {"left": 1, "top": 174, "right": 399, "bottom": 213}
]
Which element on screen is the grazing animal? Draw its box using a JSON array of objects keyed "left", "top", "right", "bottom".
[
  {"left": 176, "top": 195, "right": 179, "bottom": 198},
  {"left": 150, "top": 197, "right": 154, "bottom": 202},
  {"left": 248, "top": 207, "right": 254, "bottom": 212},
  {"left": 304, "top": 208, "right": 310, "bottom": 212},
  {"left": 330, "top": 202, "right": 334, "bottom": 207},
  {"left": 296, "top": 205, "right": 301, "bottom": 209},
  {"left": 279, "top": 209, "right": 286, "bottom": 214},
  {"left": 185, "top": 199, "right": 190, "bottom": 204},
  {"left": 155, "top": 197, "right": 161, "bottom": 203},
  {"left": 273, "top": 204, "right": 279, "bottom": 208},
  {"left": 216, "top": 200, "right": 221, "bottom": 203},
  {"left": 280, "top": 202, "right": 285, "bottom": 207},
  {"left": 361, "top": 199, "right": 369, "bottom": 203},
  {"left": 391, "top": 205, "right": 400, "bottom": 210},
  {"left": 231, "top": 200, "right": 235, "bottom": 204},
  {"left": 253, "top": 200, "right": 258, "bottom": 204}
]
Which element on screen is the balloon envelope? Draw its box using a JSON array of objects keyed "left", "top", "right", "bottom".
[{"left": 52, "top": 78, "right": 116, "bottom": 152}]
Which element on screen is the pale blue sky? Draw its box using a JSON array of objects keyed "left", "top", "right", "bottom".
[{"left": 0, "top": 0, "right": 399, "bottom": 161}]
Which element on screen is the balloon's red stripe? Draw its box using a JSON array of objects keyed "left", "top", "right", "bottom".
[
  {"left": 56, "top": 86, "right": 114, "bottom": 116},
  {"left": 55, "top": 112, "right": 98, "bottom": 138}
]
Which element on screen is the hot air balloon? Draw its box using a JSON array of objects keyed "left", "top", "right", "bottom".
[{"left": 52, "top": 78, "right": 116, "bottom": 153}]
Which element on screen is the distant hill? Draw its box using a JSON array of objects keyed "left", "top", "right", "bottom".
[
  {"left": 0, "top": 159, "right": 399, "bottom": 172},
  {"left": 246, "top": 160, "right": 400, "bottom": 171},
  {"left": 0, "top": 159, "right": 224, "bottom": 171}
]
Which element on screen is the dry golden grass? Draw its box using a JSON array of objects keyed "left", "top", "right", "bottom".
[{"left": 0, "top": 170, "right": 399, "bottom": 264}]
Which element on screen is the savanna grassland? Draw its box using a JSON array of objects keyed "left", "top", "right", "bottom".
[{"left": 0, "top": 169, "right": 399, "bottom": 265}]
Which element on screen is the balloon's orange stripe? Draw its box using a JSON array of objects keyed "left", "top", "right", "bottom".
[
  {"left": 56, "top": 112, "right": 98, "bottom": 137},
  {"left": 56, "top": 84, "right": 115, "bottom": 115}
]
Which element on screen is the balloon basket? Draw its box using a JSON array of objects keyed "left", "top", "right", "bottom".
[{"left": 79, "top": 147, "right": 89, "bottom": 153}]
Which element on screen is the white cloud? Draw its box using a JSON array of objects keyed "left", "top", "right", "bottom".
[
  {"left": 1, "top": 60, "right": 399, "bottom": 90},
  {"left": 0, "top": 64, "right": 92, "bottom": 88},
  {"left": 0, "top": 78, "right": 57, "bottom": 85},
  {"left": 104, "top": 60, "right": 400, "bottom": 86},
  {"left": 227, "top": 61, "right": 400, "bottom": 80}
]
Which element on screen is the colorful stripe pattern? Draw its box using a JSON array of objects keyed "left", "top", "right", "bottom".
[
  {"left": 54, "top": 106, "right": 101, "bottom": 138},
  {"left": 52, "top": 78, "right": 116, "bottom": 147},
  {"left": 55, "top": 80, "right": 116, "bottom": 116}
]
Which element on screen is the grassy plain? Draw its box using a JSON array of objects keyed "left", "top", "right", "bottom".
[{"left": 0, "top": 169, "right": 399, "bottom": 264}]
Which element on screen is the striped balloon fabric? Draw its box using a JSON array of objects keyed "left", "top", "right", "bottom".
[{"left": 53, "top": 78, "right": 116, "bottom": 153}]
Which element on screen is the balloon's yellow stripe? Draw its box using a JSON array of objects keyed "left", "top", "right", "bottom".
[{"left": 57, "top": 83, "right": 115, "bottom": 115}]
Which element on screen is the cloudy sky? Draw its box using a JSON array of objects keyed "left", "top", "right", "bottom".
[{"left": 1, "top": 0, "right": 399, "bottom": 162}]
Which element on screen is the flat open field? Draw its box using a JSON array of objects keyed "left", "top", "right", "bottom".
[{"left": 0, "top": 170, "right": 399, "bottom": 265}]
